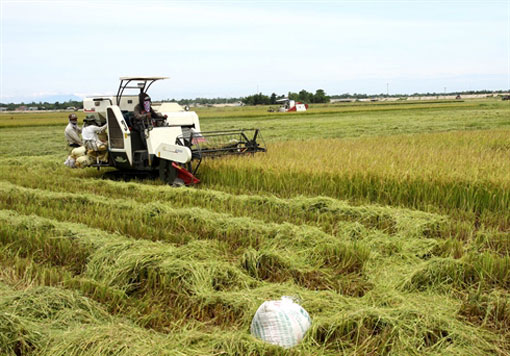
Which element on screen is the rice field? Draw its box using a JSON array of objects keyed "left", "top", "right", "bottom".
[{"left": 0, "top": 98, "right": 509, "bottom": 355}]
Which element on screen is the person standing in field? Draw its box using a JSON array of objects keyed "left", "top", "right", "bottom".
[{"left": 64, "top": 113, "right": 82, "bottom": 148}]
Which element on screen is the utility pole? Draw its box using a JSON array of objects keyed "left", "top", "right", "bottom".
[{"left": 386, "top": 83, "right": 389, "bottom": 96}]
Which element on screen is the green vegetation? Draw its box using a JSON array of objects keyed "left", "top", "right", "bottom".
[
  {"left": 242, "top": 89, "right": 329, "bottom": 105},
  {"left": 288, "top": 89, "right": 329, "bottom": 103},
  {"left": 330, "top": 89, "right": 509, "bottom": 99},
  {"left": 0, "top": 98, "right": 509, "bottom": 355},
  {"left": 0, "top": 100, "right": 83, "bottom": 111}
]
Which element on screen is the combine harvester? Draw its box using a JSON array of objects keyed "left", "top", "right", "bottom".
[
  {"left": 77, "top": 76, "right": 265, "bottom": 185},
  {"left": 276, "top": 98, "right": 308, "bottom": 112}
]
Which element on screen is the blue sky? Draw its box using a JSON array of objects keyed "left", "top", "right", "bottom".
[{"left": 1, "top": 0, "right": 509, "bottom": 102}]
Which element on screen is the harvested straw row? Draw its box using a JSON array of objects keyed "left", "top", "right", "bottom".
[
  {"left": 0, "top": 159, "right": 445, "bottom": 236},
  {"left": 0, "top": 210, "right": 368, "bottom": 328},
  {"left": 0, "top": 182, "right": 371, "bottom": 274},
  {"left": 0, "top": 210, "right": 506, "bottom": 353},
  {"left": 402, "top": 255, "right": 510, "bottom": 291}
]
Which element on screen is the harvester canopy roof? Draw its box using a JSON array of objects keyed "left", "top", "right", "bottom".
[
  {"left": 116, "top": 77, "right": 169, "bottom": 103},
  {"left": 119, "top": 76, "right": 169, "bottom": 80}
]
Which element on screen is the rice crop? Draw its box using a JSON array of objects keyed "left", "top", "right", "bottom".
[
  {"left": 0, "top": 99, "right": 509, "bottom": 355},
  {"left": 201, "top": 129, "right": 510, "bottom": 230}
]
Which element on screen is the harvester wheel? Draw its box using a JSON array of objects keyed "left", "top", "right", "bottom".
[{"left": 158, "top": 160, "right": 177, "bottom": 185}]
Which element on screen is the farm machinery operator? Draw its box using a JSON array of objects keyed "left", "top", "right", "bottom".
[
  {"left": 133, "top": 93, "right": 167, "bottom": 127},
  {"left": 132, "top": 93, "right": 168, "bottom": 145}
]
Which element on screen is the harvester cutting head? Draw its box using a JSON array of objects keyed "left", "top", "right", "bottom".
[
  {"left": 176, "top": 128, "right": 265, "bottom": 176},
  {"left": 181, "top": 129, "right": 265, "bottom": 157}
]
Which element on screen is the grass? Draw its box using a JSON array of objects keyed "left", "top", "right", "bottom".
[{"left": 0, "top": 98, "right": 509, "bottom": 355}]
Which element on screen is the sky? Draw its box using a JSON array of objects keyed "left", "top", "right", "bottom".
[{"left": 1, "top": 0, "right": 509, "bottom": 103}]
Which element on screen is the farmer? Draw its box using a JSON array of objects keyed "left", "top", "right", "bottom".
[
  {"left": 82, "top": 117, "right": 107, "bottom": 151},
  {"left": 133, "top": 93, "right": 167, "bottom": 127},
  {"left": 132, "top": 93, "right": 167, "bottom": 147},
  {"left": 64, "top": 113, "right": 82, "bottom": 148}
]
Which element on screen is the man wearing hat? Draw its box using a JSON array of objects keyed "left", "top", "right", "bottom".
[
  {"left": 133, "top": 93, "right": 167, "bottom": 125},
  {"left": 132, "top": 93, "right": 167, "bottom": 146},
  {"left": 64, "top": 113, "right": 82, "bottom": 149},
  {"left": 82, "top": 115, "right": 107, "bottom": 152}
]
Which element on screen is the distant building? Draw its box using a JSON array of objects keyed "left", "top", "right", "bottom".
[
  {"left": 28, "top": 106, "right": 38, "bottom": 111},
  {"left": 212, "top": 101, "right": 245, "bottom": 108},
  {"left": 331, "top": 99, "right": 354, "bottom": 103},
  {"left": 16, "top": 106, "right": 27, "bottom": 111},
  {"left": 0, "top": 107, "right": 7, "bottom": 112},
  {"left": 66, "top": 106, "right": 77, "bottom": 111}
]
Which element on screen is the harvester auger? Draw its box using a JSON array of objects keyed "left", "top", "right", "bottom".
[{"left": 80, "top": 76, "right": 266, "bottom": 185}]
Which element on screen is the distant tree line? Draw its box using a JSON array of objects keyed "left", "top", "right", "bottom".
[
  {"left": 242, "top": 93, "right": 281, "bottom": 105},
  {"left": 242, "top": 89, "right": 330, "bottom": 105},
  {"left": 330, "top": 89, "right": 509, "bottom": 99},
  {"left": 1, "top": 90, "right": 507, "bottom": 109},
  {"left": 288, "top": 89, "right": 329, "bottom": 103},
  {"left": 0, "top": 100, "right": 83, "bottom": 110},
  {"left": 167, "top": 97, "right": 243, "bottom": 106}
]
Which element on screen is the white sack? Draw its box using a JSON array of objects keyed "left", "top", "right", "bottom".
[
  {"left": 71, "top": 146, "right": 87, "bottom": 159},
  {"left": 64, "top": 156, "right": 76, "bottom": 168},
  {"left": 75, "top": 155, "right": 94, "bottom": 168},
  {"left": 250, "top": 296, "right": 311, "bottom": 348}
]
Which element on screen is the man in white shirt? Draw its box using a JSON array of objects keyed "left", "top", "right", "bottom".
[
  {"left": 82, "top": 119, "right": 107, "bottom": 151},
  {"left": 64, "top": 114, "right": 82, "bottom": 148}
]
